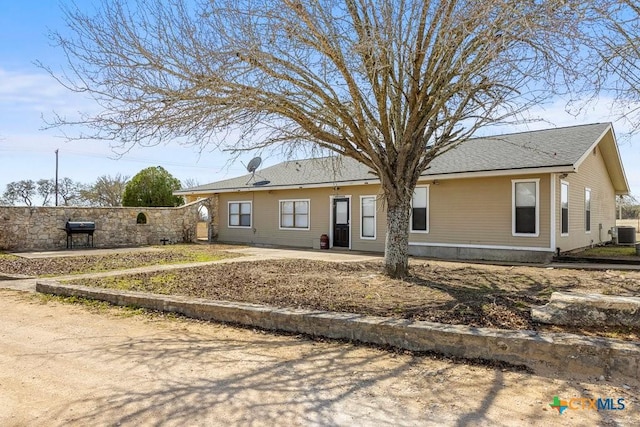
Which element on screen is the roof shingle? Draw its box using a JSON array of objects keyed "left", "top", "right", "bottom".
[{"left": 177, "top": 123, "right": 612, "bottom": 194}]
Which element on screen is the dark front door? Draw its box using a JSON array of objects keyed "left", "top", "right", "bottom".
[{"left": 333, "top": 198, "right": 350, "bottom": 247}]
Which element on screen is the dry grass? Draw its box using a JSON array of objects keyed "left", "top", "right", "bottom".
[
  {"left": 3, "top": 245, "right": 638, "bottom": 340},
  {"left": 0, "top": 244, "right": 241, "bottom": 277},
  {"left": 64, "top": 257, "right": 640, "bottom": 340}
]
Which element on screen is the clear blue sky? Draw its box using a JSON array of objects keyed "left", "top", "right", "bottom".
[{"left": 0, "top": 1, "right": 638, "bottom": 197}]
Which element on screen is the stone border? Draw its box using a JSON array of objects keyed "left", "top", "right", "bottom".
[
  {"left": 533, "top": 292, "right": 640, "bottom": 328},
  {"left": 36, "top": 281, "right": 640, "bottom": 380}
]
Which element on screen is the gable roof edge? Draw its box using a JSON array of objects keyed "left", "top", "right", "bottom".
[{"left": 574, "top": 123, "right": 629, "bottom": 195}]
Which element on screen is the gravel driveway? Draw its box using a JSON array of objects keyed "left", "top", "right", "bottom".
[{"left": 0, "top": 289, "right": 637, "bottom": 426}]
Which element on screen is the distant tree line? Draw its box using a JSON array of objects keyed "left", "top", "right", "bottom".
[
  {"left": 1, "top": 167, "right": 192, "bottom": 207},
  {"left": 0, "top": 174, "right": 129, "bottom": 207},
  {"left": 618, "top": 194, "right": 640, "bottom": 219}
]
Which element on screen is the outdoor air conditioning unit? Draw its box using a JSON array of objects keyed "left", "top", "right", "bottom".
[{"left": 617, "top": 226, "right": 637, "bottom": 245}]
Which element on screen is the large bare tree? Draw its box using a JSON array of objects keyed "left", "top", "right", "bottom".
[
  {"left": 586, "top": 0, "right": 640, "bottom": 132},
  {"left": 45, "top": 0, "right": 621, "bottom": 277}
]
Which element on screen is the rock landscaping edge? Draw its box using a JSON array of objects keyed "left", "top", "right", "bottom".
[
  {"left": 36, "top": 280, "right": 640, "bottom": 380},
  {"left": 532, "top": 292, "right": 640, "bottom": 328}
]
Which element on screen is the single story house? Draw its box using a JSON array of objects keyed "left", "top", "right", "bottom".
[{"left": 176, "top": 123, "right": 629, "bottom": 262}]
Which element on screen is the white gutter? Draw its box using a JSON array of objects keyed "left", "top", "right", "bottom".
[{"left": 550, "top": 173, "right": 557, "bottom": 253}]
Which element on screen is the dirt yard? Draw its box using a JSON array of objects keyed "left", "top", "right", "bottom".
[
  {"left": 1, "top": 289, "right": 637, "bottom": 426},
  {"left": 66, "top": 257, "right": 640, "bottom": 340},
  {"left": 0, "top": 245, "right": 239, "bottom": 276},
  {"left": 1, "top": 245, "right": 638, "bottom": 340}
]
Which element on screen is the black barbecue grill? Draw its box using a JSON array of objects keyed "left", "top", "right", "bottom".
[{"left": 65, "top": 221, "right": 95, "bottom": 249}]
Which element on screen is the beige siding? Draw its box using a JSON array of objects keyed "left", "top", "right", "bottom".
[
  {"left": 556, "top": 144, "right": 617, "bottom": 251},
  {"left": 217, "top": 185, "right": 386, "bottom": 252},
  {"left": 215, "top": 174, "right": 553, "bottom": 252},
  {"left": 203, "top": 158, "right": 618, "bottom": 254},
  {"left": 410, "top": 175, "right": 551, "bottom": 249}
]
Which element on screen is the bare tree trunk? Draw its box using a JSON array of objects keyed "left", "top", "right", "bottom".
[{"left": 384, "top": 196, "right": 412, "bottom": 278}]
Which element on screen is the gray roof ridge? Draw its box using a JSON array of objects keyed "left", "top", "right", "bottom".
[{"left": 470, "top": 122, "right": 610, "bottom": 140}]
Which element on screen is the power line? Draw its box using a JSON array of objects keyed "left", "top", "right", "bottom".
[{"left": 0, "top": 145, "right": 233, "bottom": 170}]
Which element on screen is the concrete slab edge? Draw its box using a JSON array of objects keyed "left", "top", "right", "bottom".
[{"left": 36, "top": 280, "right": 640, "bottom": 380}]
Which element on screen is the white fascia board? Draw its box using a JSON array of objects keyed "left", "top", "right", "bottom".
[
  {"left": 573, "top": 124, "right": 612, "bottom": 170},
  {"left": 174, "top": 179, "right": 381, "bottom": 196}
]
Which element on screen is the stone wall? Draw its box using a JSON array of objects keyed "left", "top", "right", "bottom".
[
  {"left": 185, "top": 194, "right": 219, "bottom": 239},
  {"left": 36, "top": 281, "right": 640, "bottom": 380},
  {"left": 0, "top": 200, "right": 210, "bottom": 252}
]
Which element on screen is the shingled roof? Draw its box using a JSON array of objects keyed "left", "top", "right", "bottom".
[{"left": 176, "top": 123, "right": 628, "bottom": 195}]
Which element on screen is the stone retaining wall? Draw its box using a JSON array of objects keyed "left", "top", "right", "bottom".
[
  {"left": 532, "top": 292, "right": 640, "bottom": 328},
  {"left": 0, "top": 200, "right": 211, "bottom": 251},
  {"left": 36, "top": 281, "right": 640, "bottom": 380}
]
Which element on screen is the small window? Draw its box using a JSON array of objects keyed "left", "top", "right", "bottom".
[
  {"left": 279, "top": 200, "right": 309, "bottom": 229},
  {"left": 512, "top": 179, "right": 539, "bottom": 236},
  {"left": 136, "top": 212, "right": 147, "bottom": 224},
  {"left": 229, "top": 201, "right": 251, "bottom": 228},
  {"left": 360, "top": 196, "right": 376, "bottom": 239},
  {"left": 585, "top": 188, "right": 591, "bottom": 233},
  {"left": 411, "top": 187, "right": 429, "bottom": 232},
  {"left": 561, "top": 181, "right": 569, "bottom": 235}
]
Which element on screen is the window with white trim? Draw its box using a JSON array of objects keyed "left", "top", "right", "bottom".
[
  {"left": 585, "top": 188, "right": 591, "bottom": 233},
  {"left": 411, "top": 186, "right": 429, "bottom": 232},
  {"left": 279, "top": 200, "right": 309, "bottom": 229},
  {"left": 228, "top": 201, "right": 251, "bottom": 228},
  {"left": 512, "top": 179, "right": 539, "bottom": 236},
  {"left": 360, "top": 196, "right": 376, "bottom": 239},
  {"left": 561, "top": 181, "right": 569, "bottom": 235}
]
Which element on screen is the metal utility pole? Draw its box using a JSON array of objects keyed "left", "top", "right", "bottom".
[{"left": 55, "top": 149, "right": 59, "bottom": 206}]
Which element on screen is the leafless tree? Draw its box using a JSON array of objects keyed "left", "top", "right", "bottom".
[
  {"left": 80, "top": 174, "right": 129, "bottom": 206},
  {"left": 44, "top": 0, "right": 621, "bottom": 277},
  {"left": 585, "top": 1, "right": 640, "bottom": 132},
  {"left": 617, "top": 193, "right": 639, "bottom": 219},
  {"left": 2, "top": 180, "right": 36, "bottom": 206},
  {"left": 37, "top": 179, "right": 56, "bottom": 206},
  {"left": 57, "top": 177, "right": 84, "bottom": 206},
  {"left": 182, "top": 178, "right": 200, "bottom": 190}
]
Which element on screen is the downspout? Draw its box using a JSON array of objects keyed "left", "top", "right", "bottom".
[{"left": 550, "top": 173, "right": 557, "bottom": 254}]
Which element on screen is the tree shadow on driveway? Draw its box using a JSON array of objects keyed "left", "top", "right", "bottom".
[
  {"left": 4, "top": 290, "right": 634, "bottom": 426},
  {"left": 45, "top": 331, "right": 424, "bottom": 425}
]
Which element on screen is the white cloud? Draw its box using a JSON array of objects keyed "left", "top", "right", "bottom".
[
  {"left": 0, "top": 68, "right": 97, "bottom": 115},
  {"left": 0, "top": 69, "right": 64, "bottom": 102}
]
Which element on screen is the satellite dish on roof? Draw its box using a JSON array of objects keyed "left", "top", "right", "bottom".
[
  {"left": 246, "top": 156, "right": 262, "bottom": 173},
  {"left": 245, "top": 156, "right": 267, "bottom": 185}
]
